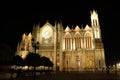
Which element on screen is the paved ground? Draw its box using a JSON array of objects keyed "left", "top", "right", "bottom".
[{"left": 0, "top": 71, "right": 120, "bottom": 80}]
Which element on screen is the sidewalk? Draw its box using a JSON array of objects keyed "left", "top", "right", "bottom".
[{"left": 0, "top": 71, "right": 120, "bottom": 80}]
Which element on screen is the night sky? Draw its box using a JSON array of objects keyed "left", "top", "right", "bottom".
[{"left": 0, "top": 1, "right": 120, "bottom": 65}]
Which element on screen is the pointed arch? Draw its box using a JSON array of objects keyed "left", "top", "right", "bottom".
[
  {"left": 74, "top": 32, "right": 82, "bottom": 49},
  {"left": 40, "top": 22, "right": 54, "bottom": 44},
  {"left": 64, "top": 33, "right": 72, "bottom": 50},
  {"left": 84, "top": 32, "right": 92, "bottom": 49}
]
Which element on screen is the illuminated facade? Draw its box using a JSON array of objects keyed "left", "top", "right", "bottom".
[{"left": 16, "top": 10, "right": 106, "bottom": 71}]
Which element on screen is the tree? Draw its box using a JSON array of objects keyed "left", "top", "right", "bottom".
[
  {"left": 10, "top": 55, "right": 25, "bottom": 78},
  {"left": 10, "top": 55, "right": 25, "bottom": 66},
  {"left": 40, "top": 56, "right": 54, "bottom": 70},
  {"left": 25, "top": 52, "right": 41, "bottom": 66},
  {"left": 40, "top": 56, "right": 50, "bottom": 67},
  {"left": 24, "top": 52, "right": 41, "bottom": 80}
]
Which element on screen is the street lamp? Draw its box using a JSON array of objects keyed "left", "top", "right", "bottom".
[{"left": 32, "top": 39, "right": 39, "bottom": 80}]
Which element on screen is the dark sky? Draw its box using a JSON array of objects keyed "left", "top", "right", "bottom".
[{"left": 0, "top": 1, "right": 120, "bottom": 65}]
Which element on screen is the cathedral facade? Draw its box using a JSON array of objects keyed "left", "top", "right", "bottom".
[{"left": 16, "top": 10, "right": 106, "bottom": 71}]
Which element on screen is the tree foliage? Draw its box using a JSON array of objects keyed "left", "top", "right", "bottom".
[
  {"left": 24, "top": 52, "right": 41, "bottom": 66},
  {"left": 10, "top": 55, "right": 25, "bottom": 66}
]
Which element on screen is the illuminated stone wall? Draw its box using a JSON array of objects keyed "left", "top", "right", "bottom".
[{"left": 16, "top": 10, "right": 106, "bottom": 71}]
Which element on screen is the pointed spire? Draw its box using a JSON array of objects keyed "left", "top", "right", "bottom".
[
  {"left": 22, "top": 33, "right": 26, "bottom": 41},
  {"left": 65, "top": 26, "right": 71, "bottom": 32},
  {"left": 75, "top": 25, "right": 80, "bottom": 32},
  {"left": 28, "top": 33, "right": 32, "bottom": 40}
]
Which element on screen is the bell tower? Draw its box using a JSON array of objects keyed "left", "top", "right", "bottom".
[
  {"left": 91, "top": 10, "right": 101, "bottom": 39},
  {"left": 91, "top": 10, "right": 106, "bottom": 70}
]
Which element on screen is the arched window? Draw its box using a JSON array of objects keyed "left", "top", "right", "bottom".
[
  {"left": 65, "top": 33, "right": 71, "bottom": 50},
  {"left": 74, "top": 33, "right": 82, "bottom": 49},
  {"left": 93, "top": 20, "right": 97, "bottom": 26},
  {"left": 84, "top": 33, "right": 92, "bottom": 49}
]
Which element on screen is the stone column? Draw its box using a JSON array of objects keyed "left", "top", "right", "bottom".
[{"left": 53, "top": 27, "right": 57, "bottom": 71}]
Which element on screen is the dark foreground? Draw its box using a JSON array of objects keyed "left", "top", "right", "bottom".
[{"left": 1, "top": 71, "right": 120, "bottom": 80}]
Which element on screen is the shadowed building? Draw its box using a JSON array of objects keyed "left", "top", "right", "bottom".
[{"left": 16, "top": 10, "right": 106, "bottom": 71}]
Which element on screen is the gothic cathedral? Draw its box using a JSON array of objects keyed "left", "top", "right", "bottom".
[{"left": 16, "top": 10, "right": 106, "bottom": 71}]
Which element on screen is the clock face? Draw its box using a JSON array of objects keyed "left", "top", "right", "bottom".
[{"left": 42, "top": 25, "right": 53, "bottom": 44}]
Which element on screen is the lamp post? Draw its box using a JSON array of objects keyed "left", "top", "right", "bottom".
[{"left": 32, "top": 39, "right": 39, "bottom": 80}]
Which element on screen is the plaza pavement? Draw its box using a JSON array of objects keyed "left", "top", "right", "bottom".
[{"left": 0, "top": 71, "right": 120, "bottom": 80}]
